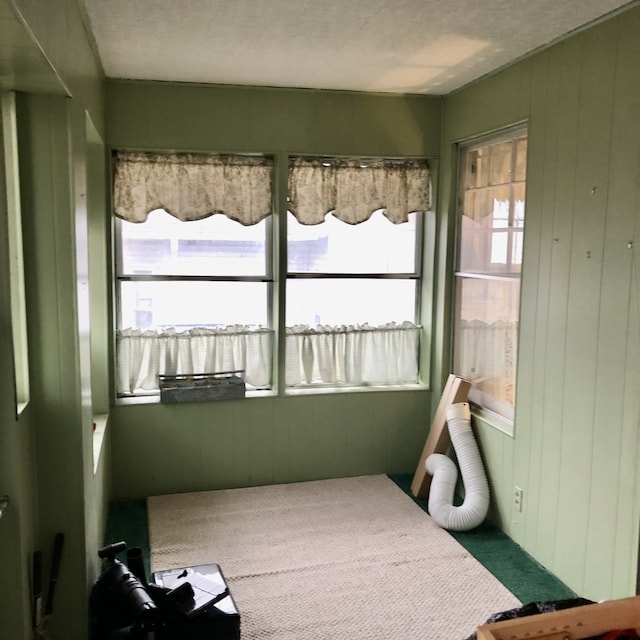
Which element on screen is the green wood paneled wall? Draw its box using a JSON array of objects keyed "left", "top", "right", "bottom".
[
  {"left": 106, "top": 80, "right": 441, "bottom": 501},
  {"left": 439, "top": 7, "right": 640, "bottom": 600},
  {"left": 111, "top": 391, "right": 430, "bottom": 498},
  {"left": 1, "top": 1, "right": 107, "bottom": 639},
  {"left": 106, "top": 79, "right": 441, "bottom": 158}
]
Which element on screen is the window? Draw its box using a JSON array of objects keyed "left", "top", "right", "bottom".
[
  {"left": 114, "top": 152, "right": 430, "bottom": 398},
  {"left": 1, "top": 92, "right": 29, "bottom": 414},
  {"left": 114, "top": 152, "right": 274, "bottom": 396},
  {"left": 452, "top": 126, "right": 527, "bottom": 425}
]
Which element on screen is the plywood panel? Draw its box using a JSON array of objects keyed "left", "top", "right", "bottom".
[{"left": 410, "top": 374, "right": 470, "bottom": 498}]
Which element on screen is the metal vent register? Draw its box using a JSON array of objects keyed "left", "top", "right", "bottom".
[{"left": 159, "top": 371, "right": 246, "bottom": 403}]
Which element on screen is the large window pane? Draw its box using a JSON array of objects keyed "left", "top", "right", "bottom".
[
  {"left": 454, "top": 127, "right": 527, "bottom": 426},
  {"left": 453, "top": 276, "right": 520, "bottom": 420},
  {"left": 287, "top": 278, "right": 416, "bottom": 326},
  {"left": 119, "top": 280, "right": 269, "bottom": 330},
  {"left": 119, "top": 209, "right": 268, "bottom": 276},
  {"left": 287, "top": 210, "right": 417, "bottom": 274}
]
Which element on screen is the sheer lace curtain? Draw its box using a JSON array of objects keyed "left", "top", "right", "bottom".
[
  {"left": 285, "top": 322, "right": 421, "bottom": 386},
  {"left": 455, "top": 319, "right": 518, "bottom": 420},
  {"left": 117, "top": 327, "right": 273, "bottom": 394}
]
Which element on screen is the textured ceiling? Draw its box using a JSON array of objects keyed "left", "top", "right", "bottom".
[{"left": 82, "top": 0, "right": 635, "bottom": 95}]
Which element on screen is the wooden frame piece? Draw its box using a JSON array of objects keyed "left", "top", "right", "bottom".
[
  {"left": 476, "top": 596, "right": 640, "bottom": 639},
  {"left": 410, "top": 374, "right": 470, "bottom": 499}
]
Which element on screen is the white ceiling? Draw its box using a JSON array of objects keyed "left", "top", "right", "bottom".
[{"left": 81, "top": 0, "right": 635, "bottom": 95}]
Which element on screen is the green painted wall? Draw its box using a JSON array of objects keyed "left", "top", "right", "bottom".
[
  {"left": 3, "top": 5, "right": 639, "bottom": 639},
  {"left": 106, "top": 80, "right": 441, "bottom": 499},
  {"left": 112, "top": 391, "right": 430, "bottom": 497},
  {"left": 438, "top": 7, "right": 640, "bottom": 600},
  {"left": 106, "top": 80, "right": 441, "bottom": 158},
  {"left": 0, "top": 1, "right": 108, "bottom": 639}
]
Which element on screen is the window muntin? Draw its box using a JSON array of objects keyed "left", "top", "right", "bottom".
[{"left": 453, "top": 127, "right": 527, "bottom": 425}]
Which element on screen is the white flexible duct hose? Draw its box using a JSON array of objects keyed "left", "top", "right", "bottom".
[{"left": 425, "top": 402, "right": 490, "bottom": 531}]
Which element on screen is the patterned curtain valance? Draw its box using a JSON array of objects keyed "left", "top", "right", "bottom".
[
  {"left": 113, "top": 151, "right": 274, "bottom": 225},
  {"left": 288, "top": 157, "right": 431, "bottom": 225}
]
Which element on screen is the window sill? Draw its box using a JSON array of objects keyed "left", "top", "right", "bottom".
[
  {"left": 285, "top": 383, "right": 428, "bottom": 397},
  {"left": 470, "top": 404, "right": 514, "bottom": 437},
  {"left": 92, "top": 413, "right": 109, "bottom": 474},
  {"left": 114, "top": 384, "right": 428, "bottom": 405},
  {"left": 115, "top": 388, "right": 277, "bottom": 406}
]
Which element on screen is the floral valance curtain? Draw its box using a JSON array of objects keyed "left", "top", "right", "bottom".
[
  {"left": 288, "top": 157, "right": 431, "bottom": 225},
  {"left": 113, "top": 151, "right": 274, "bottom": 225}
]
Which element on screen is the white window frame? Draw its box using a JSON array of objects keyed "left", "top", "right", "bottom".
[
  {"left": 1, "top": 91, "right": 30, "bottom": 415},
  {"left": 452, "top": 124, "right": 528, "bottom": 434}
]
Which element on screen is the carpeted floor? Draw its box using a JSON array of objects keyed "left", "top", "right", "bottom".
[
  {"left": 104, "top": 473, "right": 576, "bottom": 637},
  {"left": 147, "top": 474, "right": 522, "bottom": 639}
]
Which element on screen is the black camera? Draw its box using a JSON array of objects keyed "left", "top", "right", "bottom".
[{"left": 89, "top": 541, "right": 238, "bottom": 640}]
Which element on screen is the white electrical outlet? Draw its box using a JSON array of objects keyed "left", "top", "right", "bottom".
[{"left": 514, "top": 486, "right": 523, "bottom": 512}]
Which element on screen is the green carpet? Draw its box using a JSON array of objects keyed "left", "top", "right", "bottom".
[
  {"left": 389, "top": 473, "right": 576, "bottom": 603},
  {"left": 103, "top": 499, "right": 152, "bottom": 579},
  {"left": 103, "top": 474, "right": 575, "bottom": 605}
]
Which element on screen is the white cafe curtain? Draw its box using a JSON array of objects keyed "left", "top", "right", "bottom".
[
  {"left": 285, "top": 322, "right": 421, "bottom": 386},
  {"left": 117, "top": 326, "right": 274, "bottom": 394}
]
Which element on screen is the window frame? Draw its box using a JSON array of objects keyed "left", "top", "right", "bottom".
[
  {"left": 1, "top": 91, "right": 30, "bottom": 416},
  {"left": 286, "top": 209, "right": 425, "bottom": 322},
  {"left": 112, "top": 151, "right": 432, "bottom": 402},
  {"left": 452, "top": 123, "right": 528, "bottom": 434}
]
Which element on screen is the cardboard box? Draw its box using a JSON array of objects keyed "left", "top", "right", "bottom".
[{"left": 477, "top": 595, "right": 640, "bottom": 639}]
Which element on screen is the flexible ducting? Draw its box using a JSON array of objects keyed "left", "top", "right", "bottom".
[{"left": 425, "top": 402, "right": 489, "bottom": 531}]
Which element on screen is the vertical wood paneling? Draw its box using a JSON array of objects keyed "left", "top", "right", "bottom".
[
  {"left": 443, "top": 5, "right": 640, "bottom": 600},
  {"left": 526, "top": 46, "right": 563, "bottom": 565},
  {"left": 602, "top": 8, "right": 640, "bottom": 596},
  {"left": 111, "top": 390, "right": 430, "bottom": 498},
  {"left": 515, "top": 50, "right": 551, "bottom": 551},
  {"left": 582, "top": 12, "right": 632, "bottom": 592},
  {"left": 554, "top": 19, "right": 618, "bottom": 593},
  {"left": 531, "top": 36, "right": 583, "bottom": 572}
]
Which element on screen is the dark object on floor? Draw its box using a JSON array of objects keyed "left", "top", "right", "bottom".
[
  {"left": 152, "top": 564, "right": 241, "bottom": 640},
  {"left": 89, "top": 541, "right": 240, "bottom": 639},
  {"left": 466, "top": 597, "right": 596, "bottom": 640}
]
